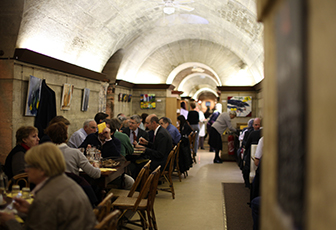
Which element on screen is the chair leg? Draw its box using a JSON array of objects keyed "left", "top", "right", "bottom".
[
  {"left": 146, "top": 209, "right": 154, "bottom": 230},
  {"left": 168, "top": 173, "right": 175, "bottom": 199},
  {"left": 147, "top": 208, "right": 158, "bottom": 230},
  {"left": 150, "top": 209, "right": 158, "bottom": 230},
  {"left": 137, "top": 210, "right": 148, "bottom": 230}
]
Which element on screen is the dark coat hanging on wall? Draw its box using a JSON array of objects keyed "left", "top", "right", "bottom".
[{"left": 34, "top": 79, "right": 57, "bottom": 139}]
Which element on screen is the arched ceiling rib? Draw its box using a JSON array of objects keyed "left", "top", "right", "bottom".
[{"left": 15, "top": 0, "right": 263, "bottom": 96}]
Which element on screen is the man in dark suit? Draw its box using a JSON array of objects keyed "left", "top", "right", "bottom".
[
  {"left": 138, "top": 114, "right": 173, "bottom": 171},
  {"left": 123, "top": 114, "right": 149, "bottom": 146}
]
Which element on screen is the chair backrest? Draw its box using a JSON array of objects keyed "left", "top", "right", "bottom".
[
  {"left": 147, "top": 166, "right": 161, "bottom": 209},
  {"left": 93, "top": 193, "right": 114, "bottom": 222},
  {"left": 94, "top": 209, "right": 121, "bottom": 230},
  {"left": 127, "top": 160, "right": 151, "bottom": 197},
  {"left": 175, "top": 141, "right": 181, "bottom": 162},
  {"left": 132, "top": 167, "right": 158, "bottom": 211},
  {"left": 7, "top": 173, "right": 30, "bottom": 190},
  {"left": 161, "top": 146, "right": 176, "bottom": 174},
  {"left": 189, "top": 132, "right": 196, "bottom": 151}
]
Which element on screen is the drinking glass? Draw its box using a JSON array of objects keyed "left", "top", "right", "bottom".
[
  {"left": 11, "top": 185, "right": 20, "bottom": 197},
  {"left": 22, "top": 187, "right": 30, "bottom": 199}
]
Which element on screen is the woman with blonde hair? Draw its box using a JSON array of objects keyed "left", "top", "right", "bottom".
[
  {"left": 4, "top": 126, "right": 39, "bottom": 180},
  {"left": 0, "top": 143, "right": 96, "bottom": 230}
]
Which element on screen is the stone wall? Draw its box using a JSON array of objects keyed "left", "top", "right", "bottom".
[
  {"left": 0, "top": 60, "right": 102, "bottom": 164},
  {"left": 132, "top": 88, "right": 170, "bottom": 119},
  {"left": 114, "top": 87, "right": 170, "bottom": 118},
  {"left": 114, "top": 86, "right": 132, "bottom": 116}
]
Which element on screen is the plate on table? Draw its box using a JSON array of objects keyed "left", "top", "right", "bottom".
[
  {"left": 133, "top": 149, "right": 144, "bottom": 155},
  {"left": 101, "top": 159, "right": 120, "bottom": 168}
]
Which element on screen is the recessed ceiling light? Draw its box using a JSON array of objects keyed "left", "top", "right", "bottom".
[{"left": 163, "top": 6, "right": 175, "bottom": 15}]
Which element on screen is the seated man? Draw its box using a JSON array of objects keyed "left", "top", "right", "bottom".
[
  {"left": 137, "top": 114, "right": 173, "bottom": 172},
  {"left": 106, "top": 118, "right": 134, "bottom": 157},
  {"left": 68, "top": 119, "right": 97, "bottom": 148},
  {"left": 159, "top": 116, "right": 181, "bottom": 146},
  {"left": 79, "top": 122, "right": 121, "bottom": 158},
  {"left": 123, "top": 114, "right": 149, "bottom": 146}
]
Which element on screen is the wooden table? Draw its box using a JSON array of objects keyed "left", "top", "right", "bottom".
[{"left": 80, "top": 160, "right": 130, "bottom": 191}]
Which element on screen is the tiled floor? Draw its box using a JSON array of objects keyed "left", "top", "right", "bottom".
[{"left": 129, "top": 148, "right": 244, "bottom": 230}]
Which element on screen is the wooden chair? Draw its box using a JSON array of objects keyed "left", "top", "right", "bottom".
[
  {"left": 112, "top": 166, "right": 161, "bottom": 230},
  {"left": 108, "top": 160, "right": 151, "bottom": 199},
  {"left": 188, "top": 131, "right": 197, "bottom": 164},
  {"left": 94, "top": 209, "right": 121, "bottom": 230},
  {"left": 172, "top": 141, "right": 182, "bottom": 182},
  {"left": 157, "top": 146, "right": 177, "bottom": 199},
  {"left": 7, "top": 173, "right": 30, "bottom": 190},
  {"left": 93, "top": 193, "right": 114, "bottom": 222}
]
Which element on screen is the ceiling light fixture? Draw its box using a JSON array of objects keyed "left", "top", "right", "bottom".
[{"left": 163, "top": 6, "right": 175, "bottom": 15}]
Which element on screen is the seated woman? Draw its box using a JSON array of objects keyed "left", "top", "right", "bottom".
[
  {"left": 4, "top": 126, "right": 39, "bottom": 180},
  {"left": 45, "top": 122, "right": 101, "bottom": 179},
  {"left": 39, "top": 115, "right": 70, "bottom": 144},
  {"left": 177, "top": 115, "right": 193, "bottom": 137},
  {"left": 0, "top": 143, "right": 96, "bottom": 230}
]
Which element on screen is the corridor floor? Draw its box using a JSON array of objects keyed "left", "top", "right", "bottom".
[{"left": 130, "top": 148, "right": 244, "bottom": 230}]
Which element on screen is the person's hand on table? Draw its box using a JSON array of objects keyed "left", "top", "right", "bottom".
[
  {"left": 13, "top": 198, "right": 30, "bottom": 214},
  {"left": 138, "top": 137, "right": 148, "bottom": 146},
  {"left": 92, "top": 161, "right": 100, "bottom": 168},
  {"left": 0, "top": 211, "right": 15, "bottom": 223}
]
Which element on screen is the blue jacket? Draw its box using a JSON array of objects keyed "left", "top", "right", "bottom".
[{"left": 166, "top": 124, "right": 181, "bottom": 145}]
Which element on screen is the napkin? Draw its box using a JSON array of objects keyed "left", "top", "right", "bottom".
[
  {"left": 98, "top": 122, "right": 106, "bottom": 134},
  {"left": 100, "top": 168, "right": 117, "bottom": 172}
]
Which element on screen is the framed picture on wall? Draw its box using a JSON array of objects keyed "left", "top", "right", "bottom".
[
  {"left": 122, "top": 94, "right": 128, "bottom": 102},
  {"left": 61, "top": 83, "right": 74, "bottom": 110},
  {"left": 227, "top": 96, "right": 252, "bottom": 117},
  {"left": 82, "top": 88, "right": 90, "bottom": 111},
  {"left": 140, "top": 94, "right": 156, "bottom": 109},
  {"left": 25, "top": 75, "right": 42, "bottom": 116}
]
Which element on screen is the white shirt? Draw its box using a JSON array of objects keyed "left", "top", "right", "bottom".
[
  {"left": 255, "top": 137, "right": 264, "bottom": 159},
  {"left": 130, "top": 128, "right": 139, "bottom": 143},
  {"left": 154, "top": 125, "right": 160, "bottom": 137},
  {"left": 198, "top": 111, "right": 206, "bottom": 137}
]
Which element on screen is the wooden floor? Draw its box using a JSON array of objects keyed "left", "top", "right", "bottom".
[{"left": 129, "top": 147, "right": 244, "bottom": 230}]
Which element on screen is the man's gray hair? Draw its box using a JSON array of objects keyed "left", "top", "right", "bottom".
[
  {"left": 229, "top": 110, "right": 237, "bottom": 117},
  {"left": 130, "top": 114, "right": 141, "bottom": 124},
  {"left": 83, "top": 119, "right": 95, "bottom": 128},
  {"left": 117, "top": 115, "right": 127, "bottom": 122}
]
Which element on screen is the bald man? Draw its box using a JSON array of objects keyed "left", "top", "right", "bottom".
[{"left": 137, "top": 114, "right": 173, "bottom": 171}]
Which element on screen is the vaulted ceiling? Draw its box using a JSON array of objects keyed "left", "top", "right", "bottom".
[{"left": 4, "top": 0, "right": 264, "bottom": 99}]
